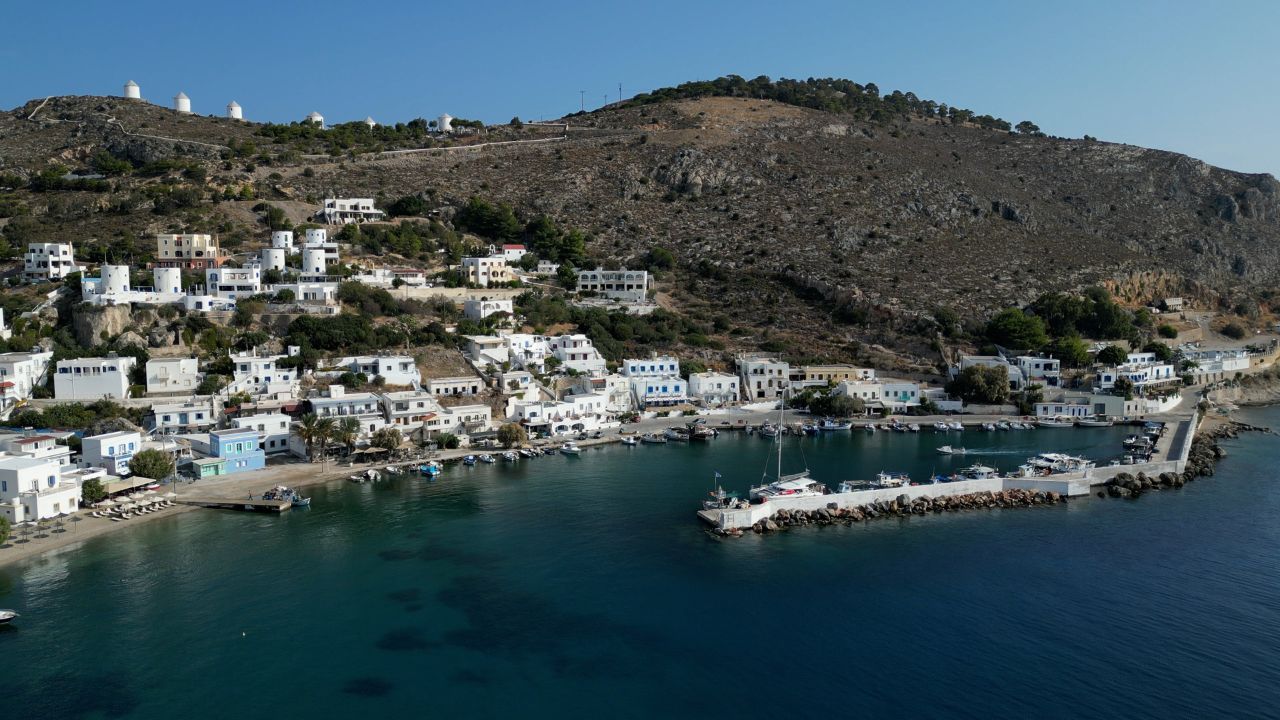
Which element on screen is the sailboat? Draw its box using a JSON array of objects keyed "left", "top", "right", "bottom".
[{"left": 748, "top": 392, "right": 828, "bottom": 502}]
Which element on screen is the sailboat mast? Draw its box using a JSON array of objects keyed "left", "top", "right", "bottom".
[{"left": 777, "top": 389, "right": 785, "bottom": 481}]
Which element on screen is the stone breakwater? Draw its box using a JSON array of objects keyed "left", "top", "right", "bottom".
[
  {"left": 716, "top": 489, "right": 1066, "bottom": 536},
  {"left": 1099, "top": 420, "right": 1269, "bottom": 500}
]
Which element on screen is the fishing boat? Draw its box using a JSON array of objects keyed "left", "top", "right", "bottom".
[
  {"left": 502, "top": 451, "right": 519, "bottom": 462},
  {"left": 891, "top": 422, "right": 907, "bottom": 433},
  {"left": 907, "top": 423, "right": 921, "bottom": 433},
  {"left": 1009, "top": 422, "right": 1032, "bottom": 430},
  {"left": 621, "top": 436, "right": 639, "bottom": 446},
  {"left": 981, "top": 422, "right": 997, "bottom": 432},
  {"left": 462, "top": 455, "right": 477, "bottom": 466},
  {"left": 689, "top": 424, "right": 717, "bottom": 441},
  {"left": 703, "top": 481, "right": 746, "bottom": 510},
  {"left": 801, "top": 423, "right": 819, "bottom": 435},
  {"left": 640, "top": 433, "right": 667, "bottom": 444},
  {"left": 1076, "top": 416, "right": 1114, "bottom": 427},
  {"left": 519, "top": 448, "right": 538, "bottom": 458},
  {"left": 1123, "top": 434, "right": 1154, "bottom": 450},
  {"left": 420, "top": 461, "right": 442, "bottom": 477},
  {"left": 936, "top": 445, "right": 966, "bottom": 455},
  {"left": 819, "top": 418, "right": 853, "bottom": 431},
  {"left": 996, "top": 421, "right": 1011, "bottom": 431},
  {"left": 748, "top": 394, "right": 828, "bottom": 502},
  {"left": 956, "top": 464, "right": 999, "bottom": 479},
  {"left": 864, "top": 423, "right": 877, "bottom": 433},
  {"left": 933, "top": 421, "right": 951, "bottom": 432},
  {"left": 478, "top": 454, "right": 496, "bottom": 464},
  {"left": 664, "top": 427, "right": 690, "bottom": 442},
  {"left": 948, "top": 421, "right": 964, "bottom": 431},
  {"left": 758, "top": 423, "right": 779, "bottom": 438},
  {"left": 1037, "top": 416, "right": 1075, "bottom": 428},
  {"left": 873, "top": 471, "right": 911, "bottom": 488},
  {"left": 0, "top": 609, "right": 17, "bottom": 625},
  {"left": 559, "top": 442, "right": 582, "bottom": 455}
]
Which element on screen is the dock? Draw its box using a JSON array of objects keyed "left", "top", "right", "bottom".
[{"left": 177, "top": 497, "right": 292, "bottom": 513}]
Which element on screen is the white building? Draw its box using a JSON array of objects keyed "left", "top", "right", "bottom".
[
  {"left": 737, "top": 354, "right": 791, "bottom": 400},
  {"left": 173, "top": 91, "right": 191, "bottom": 114},
  {"left": 622, "top": 355, "right": 687, "bottom": 408},
  {"left": 331, "top": 355, "right": 420, "bottom": 387},
  {"left": 309, "top": 385, "right": 385, "bottom": 435},
  {"left": 0, "top": 431, "right": 73, "bottom": 468},
  {"left": 1096, "top": 353, "right": 1178, "bottom": 394},
  {"left": 0, "top": 309, "right": 10, "bottom": 341},
  {"left": 535, "top": 260, "right": 560, "bottom": 276},
  {"left": 226, "top": 101, "right": 243, "bottom": 120},
  {"left": 320, "top": 198, "right": 385, "bottom": 224},
  {"left": 206, "top": 266, "right": 262, "bottom": 300},
  {"left": 232, "top": 412, "right": 293, "bottom": 454},
  {"left": 438, "top": 404, "right": 493, "bottom": 438},
  {"left": 835, "top": 380, "right": 883, "bottom": 403},
  {"left": 549, "top": 335, "right": 607, "bottom": 376},
  {"left": 510, "top": 392, "right": 613, "bottom": 437},
  {"left": 306, "top": 111, "right": 324, "bottom": 128},
  {"left": 501, "top": 244, "right": 527, "bottom": 262},
  {"left": 150, "top": 400, "right": 218, "bottom": 435},
  {"left": 380, "top": 390, "right": 446, "bottom": 430},
  {"left": 461, "top": 256, "right": 511, "bottom": 287},
  {"left": 272, "top": 230, "right": 296, "bottom": 254},
  {"left": 425, "top": 376, "right": 483, "bottom": 397},
  {"left": 0, "top": 350, "right": 53, "bottom": 410},
  {"left": 0, "top": 456, "right": 82, "bottom": 523},
  {"left": 123, "top": 80, "right": 141, "bottom": 99},
  {"left": 880, "top": 381, "right": 921, "bottom": 410},
  {"left": 1015, "top": 356, "right": 1062, "bottom": 388},
  {"left": 689, "top": 372, "right": 740, "bottom": 406},
  {"left": 956, "top": 355, "right": 1023, "bottom": 391},
  {"left": 54, "top": 355, "right": 137, "bottom": 400},
  {"left": 226, "top": 350, "right": 298, "bottom": 398},
  {"left": 81, "top": 430, "right": 141, "bottom": 476},
  {"left": 463, "top": 297, "right": 514, "bottom": 321},
  {"left": 23, "top": 242, "right": 78, "bottom": 282},
  {"left": 576, "top": 268, "right": 651, "bottom": 303},
  {"left": 146, "top": 357, "right": 201, "bottom": 395},
  {"left": 155, "top": 233, "right": 224, "bottom": 270}
]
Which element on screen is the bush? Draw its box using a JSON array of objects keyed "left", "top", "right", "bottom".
[
  {"left": 436, "top": 432, "right": 460, "bottom": 450},
  {"left": 945, "top": 365, "right": 1010, "bottom": 405},
  {"left": 1157, "top": 324, "right": 1178, "bottom": 339},
  {"left": 1221, "top": 322, "right": 1247, "bottom": 340},
  {"left": 128, "top": 448, "right": 175, "bottom": 480}
]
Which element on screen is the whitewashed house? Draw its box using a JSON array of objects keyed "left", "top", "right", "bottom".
[
  {"left": 1096, "top": 353, "right": 1178, "bottom": 393},
  {"left": 0, "top": 431, "right": 73, "bottom": 468},
  {"left": 150, "top": 400, "right": 218, "bottom": 434},
  {"left": 463, "top": 297, "right": 514, "bottom": 321},
  {"left": 689, "top": 372, "right": 740, "bottom": 406},
  {"left": 80, "top": 430, "right": 141, "bottom": 476},
  {"left": 54, "top": 355, "right": 136, "bottom": 400},
  {"left": 0, "top": 350, "right": 53, "bottom": 410},
  {"left": 425, "top": 376, "right": 483, "bottom": 397},
  {"left": 23, "top": 242, "right": 78, "bottom": 282},
  {"left": 737, "top": 354, "right": 790, "bottom": 400},
  {"left": 0, "top": 456, "right": 82, "bottom": 523},
  {"left": 622, "top": 355, "right": 687, "bottom": 408},
  {"left": 231, "top": 413, "right": 293, "bottom": 454},
  {"left": 1015, "top": 356, "right": 1062, "bottom": 388},
  {"left": 332, "top": 355, "right": 421, "bottom": 387},
  {"left": 146, "top": 358, "right": 201, "bottom": 395},
  {"left": 461, "top": 256, "right": 511, "bottom": 287},
  {"left": 880, "top": 381, "right": 921, "bottom": 410},
  {"left": 320, "top": 198, "right": 385, "bottom": 224},
  {"left": 380, "top": 390, "right": 445, "bottom": 429},
  {"left": 548, "top": 335, "right": 607, "bottom": 375},
  {"left": 227, "top": 350, "right": 298, "bottom": 397},
  {"left": 576, "top": 268, "right": 650, "bottom": 303},
  {"left": 308, "top": 385, "right": 385, "bottom": 435},
  {"left": 511, "top": 392, "right": 612, "bottom": 436},
  {"left": 501, "top": 244, "right": 527, "bottom": 262},
  {"left": 206, "top": 266, "right": 262, "bottom": 300}
]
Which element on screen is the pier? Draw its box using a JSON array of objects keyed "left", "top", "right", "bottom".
[{"left": 177, "top": 497, "right": 292, "bottom": 513}]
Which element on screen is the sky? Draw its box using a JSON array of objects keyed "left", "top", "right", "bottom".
[{"left": 4, "top": 0, "right": 1278, "bottom": 175}]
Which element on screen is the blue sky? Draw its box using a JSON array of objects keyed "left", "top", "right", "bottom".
[{"left": 4, "top": 0, "right": 1277, "bottom": 174}]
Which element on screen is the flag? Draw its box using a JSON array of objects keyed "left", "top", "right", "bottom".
[{"left": 714, "top": 471, "right": 722, "bottom": 479}]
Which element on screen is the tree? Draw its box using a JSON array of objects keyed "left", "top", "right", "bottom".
[
  {"left": 1049, "top": 334, "right": 1091, "bottom": 368},
  {"left": 0, "top": 515, "right": 8, "bottom": 546},
  {"left": 81, "top": 477, "right": 107, "bottom": 505},
  {"left": 335, "top": 417, "right": 361, "bottom": 456},
  {"left": 497, "top": 423, "right": 527, "bottom": 448},
  {"left": 809, "top": 393, "right": 865, "bottom": 418},
  {"left": 436, "top": 432, "right": 460, "bottom": 450},
  {"left": 1013, "top": 385, "right": 1044, "bottom": 415},
  {"left": 1113, "top": 377, "right": 1135, "bottom": 400},
  {"left": 1142, "top": 341, "right": 1174, "bottom": 363},
  {"left": 129, "top": 448, "right": 175, "bottom": 480},
  {"left": 1015, "top": 120, "right": 1043, "bottom": 136},
  {"left": 371, "top": 427, "right": 402, "bottom": 452},
  {"left": 945, "top": 365, "right": 1010, "bottom": 405},
  {"left": 294, "top": 413, "right": 324, "bottom": 462},
  {"left": 985, "top": 308, "right": 1047, "bottom": 352},
  {"left": 1096, "top": 344, "right": 1129, "bottom": 366}
]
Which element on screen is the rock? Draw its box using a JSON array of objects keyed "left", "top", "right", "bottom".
[
  {"left": 72, "top": 304, "right": 133, "bottom": 347},
  {"left": 113, "top": 330, "right": 147, "bottom": 349},
  {"left": 763, "top": 519, "right": 779, "bottom": 532}
]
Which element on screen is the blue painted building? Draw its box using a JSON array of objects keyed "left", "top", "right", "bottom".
[{"left": 209, "top": 428, "right": 265, "bottom": 475}]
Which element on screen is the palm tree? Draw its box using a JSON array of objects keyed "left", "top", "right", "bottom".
[
  {"left": 294, "top": 413, "right": 326, "bottom": 463},
  {"left": 336, "top": 417, "right": 361, "bottom": 458},
  {"left": 314, "top": 416, "right": 336, "bottom": 462}
]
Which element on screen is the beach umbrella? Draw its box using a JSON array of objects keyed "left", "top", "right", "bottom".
[
  {"left": 96, "top": 499, "right": 116, "bottom": 508},
  {"left": 129, "top": 493, "right": 145, "bottom": 501},
  {"left": 70, "top": 515, "right": 83, "bottom": 531},
  {"left": 163, "top": 492, "right": 177, "bottom": 499}
]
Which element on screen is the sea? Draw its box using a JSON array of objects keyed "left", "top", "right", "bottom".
[{"left": 1, "top": 413, "right": 1277, "bottom": 720}]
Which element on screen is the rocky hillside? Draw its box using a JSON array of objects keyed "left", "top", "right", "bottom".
[{"left": 2, "top": 92, "right": 1278, "bottom": 368}]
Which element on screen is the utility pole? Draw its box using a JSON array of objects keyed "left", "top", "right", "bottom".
[
  {"left": 579, "top": 90, "right": 585, "bottom": 112},
  {"left": 618, "top": 83, "right": 622, "bottom": 103}
]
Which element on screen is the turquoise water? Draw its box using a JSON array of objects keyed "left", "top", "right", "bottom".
[{"left": 2, "top": 419, "right": 1278, "bottom": 719}]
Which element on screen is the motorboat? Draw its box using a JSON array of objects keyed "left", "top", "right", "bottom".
[
  {"left": 758, "top": 423, "right": 779, "bottom": 438},
  {"left": 891, "top": 423, "right": 907, "bottom": 433},
  {"left": 640, "top": 433, "right": 667, "bottom": 444},
  {"left": 502, "top": 451, "right": 519, "bottom": 462},
  {"left": 936, "top": 445, "right": 966, "bottom": 455},
  {"left": 1028, "top": 452, "right": 1095, "bottom": 473},
  {"left": 864, "top": 423, "right": 877, "bottom": 433},
  {"left": 462, "top": 455, "right": 477, "bottom": 466},
  {"left": 933, "top": 421, "right": 951, "bottom": 432},
  {"left": 948, "top": 421, "right": 964, "bottom": 431},
  {"left": 621, "top": 436, "right": 639, "bottom": 446},
  {"left": 1076, "top": 416, "right": 1114, "bottom": 427},
  {"left": 1037, "top": 417, "right": 1075, "bottom": 428},
  {"left": 291, "top": 495, "right": 312, "bottom": 508},
  {"left": 801, "top": 423, "right": 819, "bottom": 435},
  {"left": 981, "top": 423, "right": 997, "bottom": 432},
  {"left": 957, "top": 464, "right": 999, "bottom": 480},
  {"left": 819, "top": 418, "right": 852, "bottom": 431},
  {"left": 873, "top": 471, "right": 911, "bottom": 488},
  {"left": 1009, "top": 422, "right": 1032, "bottom": 430},
  {"left": 664, "top": 427, "right": 690, "bottom": 442},
  {"left": 688, "top": 424, "right": 717, "bottom": 441},
  {"left": 703, "top": 484, "right": 746, "bottom": 510},
  {"left": 996, "top": 421, "right": 1011, "bottom": 431},
  {"left": 0, "top": 610, "right": 17, "bottom": 625},
  {"left": 478, "top": 454, "right": 496, "bottom": 464},
  {"left": 518, "top": 449, "right": 538, "bottom": 458},
  {"left": 420, "top": 462, "right": 442, "bottom": 477},
  {"left": 907, "top": 424, "right": 921, "bottom": 433},
  {"left": 559, "top": 442, "right": 582, "bottom": 455},
  {"left": 1123, "top": 434, "right": 1154, "bottom": 450}
]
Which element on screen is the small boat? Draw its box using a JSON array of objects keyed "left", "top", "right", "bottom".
[
  {"left": 0, "top": 609, "right": 18, "bottom": 625},
  {"left": 801, "top": 423, "right": 819, "bottom": 435},
  {"left": 519, "top": 448, "right": 537, "bottom": 458},
  {"left": 864, "top": 423, "right": 876, "bottom": 433},
  {"left": 907, "top": 424, "right": 920, "bottom": 433},
  {"left": 948, "top": 421, "right": 964, "bottom": 431},
  {"left": 502, "top": 451, "right": 519, "bottom": 462},
  {"left": 1077, "top": 416, "right": 1114, "bottom": 427},
  {"left": 996, "top": 421, "right": 1011, "bottom": 431},
  {"left": 291, "top": 495, "right": 312, "bottom": 507},
  {"left": 689, "top": 424, "right": 717, "bottom": 441},
  {"left": 819, "top": 418, "right": 853, "bottom": 431},
  {"left": 462, "top": 455, "right": 477, "bottom": 466},
  {"left": 1010, "top": 422, "right": 1032, "bottom": 430},
  {"left": 1036, "top": 417, "right": 1075, "bottom": 428},
  {"left": 1123, "top": 434, "right": 1154, "bottom": 450},
  {"left": 891, "top": 423, "right": 907, "bottom": 433},
  {"left": 981, "top": 423, "right": 996, "bottom": 432},
  {"left": 759, "top": 423, "right": 779, "bottom": 438},
  {"left": 560, "top": 442, "right": 582, "bottom": 455},
  {"left": 640, "top": 433, "right": 667, "bottom": 444},
  {"left": 621, "top": 436, "right": 639, "bottom": 446},
  {"left": 664, "top": 427, "right": 690, "bottom": 442},
  {"left": 957, "top": 464, "right": 999, "bottom": 479},
  {"left": 936, "top": 445, "right": 966, "bottom": 455},
  {"left": 874, "top": 471, "right": 911, "bottom": 488},
  {"left": 364, "top": 469, "right": 381, "bottom": 482},
  {"left": 478, "top": 454, "right": 496, "bottom": 464},
  {"left": 933, "top": 421, "right": 951, "bottom": 432},
  {"left": 419, "top": 462, "right": 442, "bottom": 477}
]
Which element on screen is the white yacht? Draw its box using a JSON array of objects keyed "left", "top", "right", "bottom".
[
  {"left": 1028, "top": 452, "right": 1095, "bottom": 473},
  {"left": 559, "top": 442, "right": 582, "bottom": 455}
]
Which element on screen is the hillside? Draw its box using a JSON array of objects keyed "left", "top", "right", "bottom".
[{"left": 1, "top": 91, "right": 1278, "bottom": 369}]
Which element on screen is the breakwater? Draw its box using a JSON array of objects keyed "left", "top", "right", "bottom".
[
  {"left": 717, "top": 488, "right": 1066, "bottom": 536},
  {"left": 1097, "top": 419, "right": 1269, "bottom": 500}
]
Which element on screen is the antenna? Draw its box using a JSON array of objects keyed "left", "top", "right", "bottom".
[
  {"left": 579, "top": 90, "right": 584, "bottom": 112},
  {"left": 618, "top": 82, "right": 622, "bottom": 103}
]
